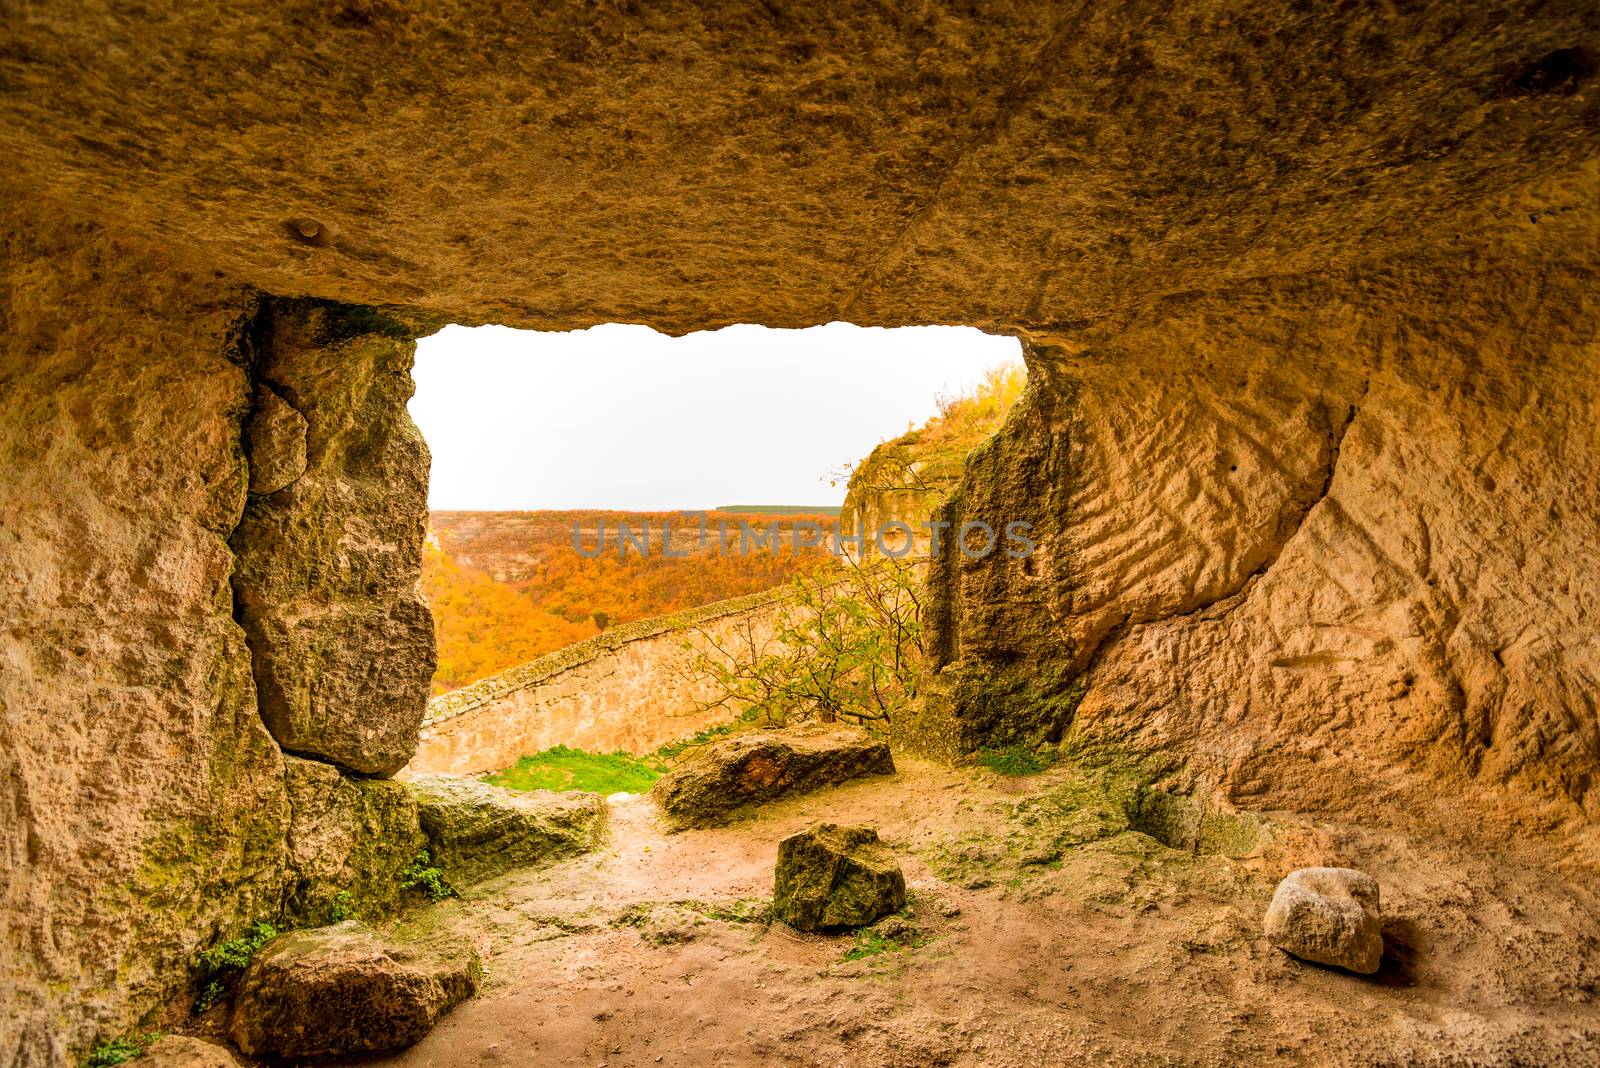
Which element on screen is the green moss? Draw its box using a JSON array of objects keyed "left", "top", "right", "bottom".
[
  {"left": 975, "top": 744, "right": 1056, "bottom": 776},
  {"left": 654, "top": 722, "right": 738, "bottom": 761},
  {"left": 921, "top": 755, "right": 1269, "bottom": 900},
  {"left": 942, "top": 662, "right": 1088, "bottom": 751},
  {"left": 290, "top": 299, "right": 416, "bottom": 344},
  {"left": 486, "top": 745, "right": 663, "bottom": 794}
]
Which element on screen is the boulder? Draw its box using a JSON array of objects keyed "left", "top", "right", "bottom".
[
  {"left": 1264, "top": 866, "right": 1384, "bottom": 974},
  {"left": 652, "top": 723, "right": 895, "bottom": 830},
  {"left": 773, "top": 823, "right": 907, "bottom": 932},
  {"left": 282, "top": 756, "right": 425, "bottom": 924},
  {"left": 138, "top": 1035, "right": 236, "bottom": 1067},
  {"left": 406, "top": 775, "right": 608, "bottom": 886},
  {"left": 227, "top": 921, "right": 478, "bottom": 1058}
]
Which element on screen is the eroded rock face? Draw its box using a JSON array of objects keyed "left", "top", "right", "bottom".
[
  {"left": 227, "top": 921, "right": 479, "bottom": 1058},
  {"left": 774, "top": 823, "right": 907, "bottom": 932},
  {"left": 1, "top": 4, "right": 1595, "bottom": 331},
  {"left": 0, "top": 220, "right": 441, "bottom": 1060},
  {"left": 0, "top": 218, "right": 288, "bottom": 1067},
  {"left": 242, "top": 383, "right": 307, "bottom": 496},
  {"left": 1264, "top": 867, "right": 1384, "bottom": 974},
  {"left": 912, "top": 243, "right": 1600, "bottom": 834},
  {"left": 229, "top": 301, "right": 435, "bottom": 776},
  {"left": 282, "top": 757, "right": 426, "bottom": 923},
  {"left": 407, "top": 775, "right": 609, "bottom": 886},
  {"left": 652, "top": 724, "right": 896, "bottom": 830}
]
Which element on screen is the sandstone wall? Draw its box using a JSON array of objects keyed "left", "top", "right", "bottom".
[
  {"left": 409, "top": 593, "right": 784, "bottom": 776},
  {"left": 0, "top": 216, "right": 437, "bottom": 1064},
  {"left": 916, "top": 210, "right": 1600, "bottom": 842}
]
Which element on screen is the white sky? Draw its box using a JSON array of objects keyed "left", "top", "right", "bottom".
[{"left": 410, "top": 322, "right": 1022, "bottom": 511}]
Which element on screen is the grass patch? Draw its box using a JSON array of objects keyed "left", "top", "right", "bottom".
[
  {"left": 654, "top": 723, "right": 737, "bottom": 761},
  {"left": 486, "top": 745, "right": 662, "bottom": 794},
  {"left": 976, "top": 744, "right": 1055, "bottom": 776}
]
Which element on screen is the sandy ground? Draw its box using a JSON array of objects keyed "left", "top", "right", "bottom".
[{"left": 344, "top": 759, "right": 1599, "bottom": 1067}]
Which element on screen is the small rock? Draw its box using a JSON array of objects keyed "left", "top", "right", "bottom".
[
  {"left": 874, "top": 915, "right": 916, "bottom": 941},
  {"left": 407, "top": 775, "right": 608, "bottom": 886},
  {"left": 652, "top": 723, "right": 895, "bottom": 830},
  {"left": 1264, "top": 866, "right": 1383, "bottom": 974},
  {"left": 137, "top": 1035, "right": 236, "bottom": 1067},
  {"left": 773, "top": 823, "right": 906, "bottom": 932},
  {"left": 228, "top": 920, "right": 479, "bottom": 1058}
]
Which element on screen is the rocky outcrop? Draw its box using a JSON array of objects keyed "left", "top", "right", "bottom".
[
  {"left": 0, "top": 219, "right": 440, "bottom": 1063},
  {"left": 407, "top": 775, "right": 609, "bottom": 886},
  {"left": 652, "top": 725, "right": 896, "bottom": 830},
  {"left": 910, "top": 247, "right": 1600, "bottom": 836},
  {"left": 227, "top": 921, "right": 479, "bottom": 1058},
  {"left": 229, "top": 301, "right": 435, "bottom": 776},
  {"left": 2, "top": 4, "right": 1594, "bottom": 331},
  {"left": 282, "top": 757, "right": 426, "bottom": 923},
  {"left": 774, "top": 824, "right": 907, "bottom": 932},
  {"left": 1264, "top": 867, "right": 1384, "bottom": 975}
]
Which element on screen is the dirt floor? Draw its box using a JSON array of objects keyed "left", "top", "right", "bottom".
[{"left": 354, "top": 759, "right": 1600, "bottom": 1067}]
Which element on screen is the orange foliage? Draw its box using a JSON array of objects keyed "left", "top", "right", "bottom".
[
  {"left": 422, "top": 541, "right": 598, "bottom": 695},
  {"left": 424, "top": 512, "right": 839, "bottom": 694}
]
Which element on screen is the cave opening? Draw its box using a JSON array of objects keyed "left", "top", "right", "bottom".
[{"left": 403, "top": 320, "right": 1022, "bottom": 775}]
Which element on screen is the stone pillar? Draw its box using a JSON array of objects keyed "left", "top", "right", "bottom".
[{"left": 229, "top": 301, "right": 436, "bottom": 777}]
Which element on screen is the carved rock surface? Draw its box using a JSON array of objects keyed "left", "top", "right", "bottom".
[
  {"left": 407, "top": 775, "right": 608, "bottom": 886},
  {"left": 652, "top": 724, "right": 896, "bottom": 830},
  {"left": 1, "top": 4, "right": 1595, "bottom": 331},
  {"left": 227, "top": 921, "right": 479, "bottom": 1059},
  {"left": 1264, "top": 867, "right": 1384, "bottom": 974},
  {"left": 774, "top": 823, "right": 907, "bottom": 932}
]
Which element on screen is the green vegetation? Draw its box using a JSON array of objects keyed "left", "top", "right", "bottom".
[
  {"left": 87, "top": 1033, "right": 162, "bottom": 1067},
  {"left": 400, "top": 850, "right": 456, "bottom": 902},
  {"left": 486, "top": 745, "right": 663, "bottom": 794},
  {"left": 190, "top": 919, "right": 281, "bottom": 1015},
  {"left": 653, "top": 722, "right": 738, "bottom": 761},
  {"left": 976, "top": 744, "right": 1056, "bottom": 776},
  {"left": 329, "top": 889, "right": 355, "bottom": 922},
  {"left": 196, "top": 920, "right": 279, "bottom": 973},
  {"left": 920, "top": 754, "right": 1271, "bottom": 903},
  {"left": 843, "top": 927, "right": 910, "bottom": 961},
  {"left": 842, "top": 897, "right": 937, "bottom": 962},
  {"left": 687, "top": 556, "right": 923, "bottom": 729}
]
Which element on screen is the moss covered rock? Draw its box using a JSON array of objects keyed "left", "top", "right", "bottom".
[
  {"left": 774, "top": 823, "right": 906, "bottom": 932},
  {"left": 406, "top": 775, "right": 608, "bottom": 887},
  {"left": 282, "top": 756, "right": 425, "bottom": 924},
  {"left": 228, "top": 920, "right": 478, "bottom": 1058},
  {"left": 652, "top": 724, "right": 895, "bottom": 830}
]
